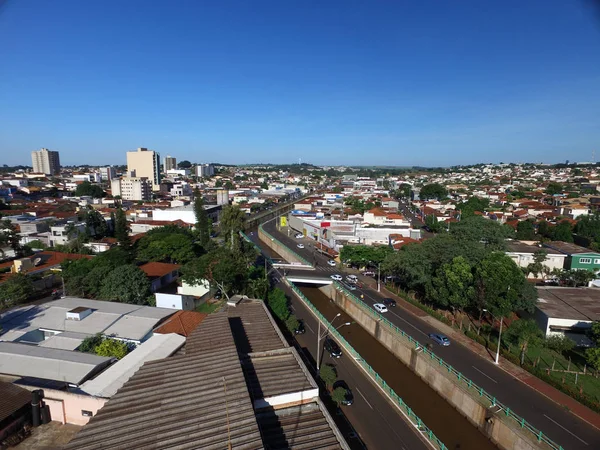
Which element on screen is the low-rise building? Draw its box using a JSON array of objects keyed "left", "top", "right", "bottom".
[
  {"left": 110, "top": 177, "right": 152, "bottom": 201},
  {"left": 506, "top": 241, "right": 567, "bottom": 278},
  {"left": 543, "top": 241, "right": 600, "bottom": 273}
]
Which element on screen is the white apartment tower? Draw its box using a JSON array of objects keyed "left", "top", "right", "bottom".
[
  {"left": 111, "top": 177, "right": 151, "bottom": 201},
  {"left": 100, "top": 166, "right": 116, "bottom": 182},
  {"left": 164, "top": 156, "right": 177, "bottom": 171},
  {"left": 31, "top": 148, "right": 61, "bottom": 175},
  {"left": 196, "top": 163, "right": 215, "bottom": 178},
  {"left": 126, "top": 147, "right": 161, "bottom": 191}
]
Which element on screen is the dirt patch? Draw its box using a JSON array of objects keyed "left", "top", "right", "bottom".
[{"left": 13, "top": 422, "right": 82, "bottom": 450}]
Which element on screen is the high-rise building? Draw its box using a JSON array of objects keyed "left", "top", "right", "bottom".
[
  {"left": 196, "top": 163, "right": 215, "bottom": 178},
  {"left": 164, "top": 156, "right": 177, "bottom": 171},
  {"left": 111, "top": 177, "right": 151, "bottom": 201},
  {"left": 126, "top": 147, "right": 161, "bottom": 191},
  {"left": 31, "top": 148, "right": 61, "bottom": 175},
  {"left": 99, "top": 166, "right": 116, "bottom": 182}
]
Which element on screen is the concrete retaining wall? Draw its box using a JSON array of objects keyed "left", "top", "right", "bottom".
[
  {"left": 258, "top": 226, "right": 308, "bottom": 265},
  {"left": 326, "top": 285, "right": 550, "bottom": 450}
]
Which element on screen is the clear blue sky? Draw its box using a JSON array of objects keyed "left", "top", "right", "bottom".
[{"left": 1, "top": 0, "right": 600, "bottom": 167}]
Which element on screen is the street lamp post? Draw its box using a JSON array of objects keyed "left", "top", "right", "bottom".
[
  {"left": 483, "top": 309, "right": 503, "bottom": 365},
  {"left": 316, "top": 313, "right": 351, "bottom": 371},
  {"left": 377, "top": 263, "right": 381, "bottom": 292}
]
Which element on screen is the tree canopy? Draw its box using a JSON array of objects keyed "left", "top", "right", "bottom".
[
  {"left": 340, "top": 245, "right": 392, "bottom": 267},
  {"left": 136, "top": 225, "right": 197, "bottom": 264},
  {"left": 0, "top": 274, "right": 34, "bottom": 310},
  {"left": 516, "top": 220, "right": 536, "bottom": 240},
  {"left": 74, "top": 181, "right": 105, "bottom": 198},
  {"left": 99, "top": 264, "right": 151, "bottom": 304},
  {"left": 193, "top": 192, "right": 211, "bottom": 248},
  {"left": 419, "top": 183, "right": 448, "bottom": 200},
  {"left": 449, "top": 216, "right": 514, "bottom": 251},
  {"left": 455, "top": 197, "right": 489, "bottom": 219}
]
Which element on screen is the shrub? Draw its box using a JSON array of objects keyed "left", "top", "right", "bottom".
[{"left": 319, "top": 364, "right": 337, "bottom": 389}]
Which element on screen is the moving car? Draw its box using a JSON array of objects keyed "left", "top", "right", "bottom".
[
  {"left": 346, "top": 275, "right": 358, "bottom": 283},
  {"left": 382, "top": 298, "right": 396, "bottom": 307},
  {"left": 429, "top": 333, "right": 450, "bottom": 346},
  {"left": 297, "top": 244, "right": 305, "bottom": 249},
  {"left": 373, "top": 303, "right": 388, "bottom": 313},
  {"left": 330, "top": 274, "right": 343, "bottom": 281},
  {"left": 324, "top": 337, "right": 342, "bottom": 358},
  {"left": 346, "top": 284, "right": 357, "bottom": 291},
  {"left": 327, "top": 260, "right": 336, "bottom": 267},
  {"left": 294, "top": 320, "right": 306, "bottom": 335},
  {"left": 295, "top": 233, "right": 303, "bottom": 239},
  {"left": 332, "top": 380, "right": 354, "bottom": 406}
]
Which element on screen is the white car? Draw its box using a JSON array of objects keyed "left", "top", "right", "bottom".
[
  {"left": 327, "top": 260, "right": 336, "bottom": 267},
  {"left": 346, "top": 275, "right": 358, "bottom": 283},
  {"left": 295, "top": 233, "right": 303, "bottom": 239},
  {"left": 297, "top": 244, "right": 305, "bottom": 249},
  {"left": 331, "top": 274, "right": 343, "bottom": 281},
  {"left": 373, "top": 303, "right": 388, "bottom": 313}
]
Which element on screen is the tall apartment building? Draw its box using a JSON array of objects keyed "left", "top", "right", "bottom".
[
  {"left": 126, "top": 147, "right": 161, "bottom": 191},
  {"left": 196, "top": 163, "right": 214, "bottom": 178},
  {"left": 164, "top": 156, "right": 177, "bottom": 171},
  {"left": 31, "top": 148, "right": 61, "bottom": 175},
  {"left": 99, "top": 166, "right": 116, "bottom": 182},
  {"left": 111, "top": 177, "right": 151, "bottom": 201}
]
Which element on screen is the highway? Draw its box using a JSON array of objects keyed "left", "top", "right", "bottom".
[{"left": 262, "top": 218, "right": 600, "bottom": 449}]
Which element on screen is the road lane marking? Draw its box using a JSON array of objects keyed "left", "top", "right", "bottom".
[
  {"left": 305, "top": 323, "right": 315, "bottom": 334},
  {"left": 471, "top": 366, "right": 498, "bottom": 383},
  {"left": 356, "top": 388, "right": 373, "bottom": 409},
  {"left": 543, "top": 414, "right": 589, "bottom": 445},
  {"left": 388, "top": 310, "right": 430, "bottom": 338}
]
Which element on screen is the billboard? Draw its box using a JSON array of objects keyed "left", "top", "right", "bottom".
[{"left": 280, "top": 216, "right": 287, "bottom": 227}]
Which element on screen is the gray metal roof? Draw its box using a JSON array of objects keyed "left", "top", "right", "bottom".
[
  {"left": 80, "top": 333, "right": 185, "bottom": 398},
  {"left": 0, "top": 297, "right": 175, "bottom": 343},
  {"left": 227, "top": 300, "right": 288, "bottom": 354},
  {"left": 38, "top": 331, "right": 90, "bottom": 351},
  {"left": 0, "top": 342, "right": 112, "bottom": 385}
]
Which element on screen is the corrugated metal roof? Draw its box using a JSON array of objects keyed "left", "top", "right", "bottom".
[
  {"left": 227, "top": 300, "right": 287, "bottom": 354},
  {"left": 0, "top": 381, "right": 31, "bottom": 423},
  {"left": 0, "top": 342, "right": 112, "bottom": 385},
  {"left": 80, "top": 333, "right": 185, "bottom": 398}
]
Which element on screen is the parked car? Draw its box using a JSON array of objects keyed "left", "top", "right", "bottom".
[
  {"left": 362, "top": 271, "right": 376, "bottom": 277},
  {"left": 330, "top": 274, "right": 343, "bottom": 281},
  {"left": 324, "top": 337, "right": 342, "bottom": 358},
  {"left": 327, "top": 260, "right": 336, "bottom": 267},
  {"left": 332, "top": 380, "right": 354, "bottom": 406},
  {"left": 373, "top": 303, "right": 388, "bottom": 313},
  {"left": 346, "top": 284, "right": 357, "bottom": 291},
  {"left": 295, "top": 233, "right": 303, "bottom": 239},
  {"left": 429, "top": 333, "right": 450, "bottom": 346},
  {"left": 297, "top": 244, "right": 305, "bottom": 249},
  {"left": 382, "top": 298, "right": 396, "bottom": 307},
  {"left": 294, "top": 320, "right": 306, "bottom": 335},
  {"left": 214, "top": 290, "right": 223, "bottom": 300}
]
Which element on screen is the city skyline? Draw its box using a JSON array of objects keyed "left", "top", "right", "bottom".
[{"left": 1, "top": 1, "right": 599, "bottom": 167}]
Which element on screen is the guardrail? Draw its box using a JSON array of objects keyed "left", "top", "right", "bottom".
[
  {"left": 287, "top": 280, "right": 447, "bottom": 450},
  {"left": 258, "top": 223, "right": 312, "bottom": 267},
  {"left": 240, "top": 231, "right": 274, "bottom": 264},
  {"left": 332, "top": 282, "right": 564, "bottom": 450}
]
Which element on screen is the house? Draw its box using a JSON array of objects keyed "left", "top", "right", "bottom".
[
  {"left": 505, "top": 241, "right": 567, "bottom": 278},
  {"left": 534, "top": 287, "right": 600, "bottom": 345},
  {"left": 381, "top": 197, "right": 399, "bottom": 210},
  {"left": 543, "top": 241, "right": 600, "bottom": 273},
  {"left": 139, "top": 261, "right": 180, "bottom": 292},
  {"left": 153, "top": 310, "right": 207, "bottom": 337},
  {"left": 0, "top": 381, "right": 31, "bottom": 443}
]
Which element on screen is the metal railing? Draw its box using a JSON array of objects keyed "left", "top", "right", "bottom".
[
  {"left": 240, "top": 231, "right": 274, "bottom": 264},
  {"left": 258, "top": 223, "right": 312, "bottom": 266},
  {"left": 287, "top": 281, "right": 447, "bottom": 450},
  {"left": 332, "top": 282, "right": 564, "bottom": 450}
]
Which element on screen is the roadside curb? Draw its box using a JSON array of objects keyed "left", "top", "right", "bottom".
[{"left": 367, "top": 278, "right": 600, "bottom": 432}]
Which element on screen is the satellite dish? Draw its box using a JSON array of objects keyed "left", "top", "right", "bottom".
[{"left": 33, "top": 258, "right": 42, "bottom": 266}]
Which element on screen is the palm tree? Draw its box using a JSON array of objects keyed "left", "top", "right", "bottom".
[{"left": 505, "top": 319, "right": 544, "bottom": 365}]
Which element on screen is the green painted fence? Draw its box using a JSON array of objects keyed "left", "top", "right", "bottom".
[
  {"left": 258, "top": 223, "right": 312, "bottom": 266},
  {"left": 287, "top": 280, "right": 447, "bottom": 450}
]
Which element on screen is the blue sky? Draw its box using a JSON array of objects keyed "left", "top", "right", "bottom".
[{"left": 1, "top": 0, "right": 599, "bottom": 167}]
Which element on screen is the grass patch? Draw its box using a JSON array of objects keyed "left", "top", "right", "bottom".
[{"left": 196, "top": 299, "right": 225, "bottom": 314}]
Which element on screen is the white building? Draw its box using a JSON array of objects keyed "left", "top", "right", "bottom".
[
  {"left": 196, "top": 163, "right": 215, "bottom": 178},
  {"left": 99, "top": 166, "right": 116, "bottom": 182},
  {"left": 506, "top": 241, "right": 567, "bottom": 278},
  {"left": 31, "top": 148, "right": 60, "bottom": 175},
  {"left": 363, "top": 208, "right": 410, "bottom": 227},
  {"left": 49, "top": 222, "right": 86, "bottom": 247},
  {"left": 111, "top": 177, "right": 152, "bottom": 201},
  {"left": 170, "top": 182, "right": 193, "bottom": 198}
]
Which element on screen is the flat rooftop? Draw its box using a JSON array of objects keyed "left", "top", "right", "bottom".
[
  {"left": 506, "top": 241, "right": 563, "bottom": 255},
  {"left": 536, "top": 287, "right": 600, "bottom": 321},
  {"left": 543, "top": 241, "right": 599, "bottom": 256}
]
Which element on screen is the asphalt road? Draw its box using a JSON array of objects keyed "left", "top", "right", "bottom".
[
  {"left": 262, "top": 218, "right": 600, "bottom": 450},
  {"left": 274, "top": 270, "right": 429, "bottom": 450}
]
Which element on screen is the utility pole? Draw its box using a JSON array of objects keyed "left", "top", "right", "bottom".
[
  {"left": 377, "top": 263, "right": 381, "bottom": 292},
  {"left": 495, "top": 316, "right": 503, "bottom": 365}
]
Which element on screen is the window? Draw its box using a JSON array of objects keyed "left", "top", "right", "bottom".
[
  {"left": 580, "top": 258, "right": 592, "bottom": 264},
  {"left": 595, "top": 259, "right": 600, "bottom": 264},
  {"left": 81, "top": 410, "right": 93, "bottom": 417}
]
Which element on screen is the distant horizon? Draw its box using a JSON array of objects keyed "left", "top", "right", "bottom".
[{"left": 1, "top": 2, "right": 599, "bottom": 167}]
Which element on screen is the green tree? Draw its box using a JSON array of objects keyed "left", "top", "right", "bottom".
[
  {"left": 0, "top": 219, "right": 23, "bottom": 257},
  {"left": 545, "top": 182, "right": 563, "bottom": 196},
  {"left": 137, "top": 232, "right": 196, "bottom": 264},
  {"left": 285, "top": 314, "right": 300, "bottom": 333},
  {"left": 537, "top": 220, "right": 551, "bottom": 238},
  {"left": 504, "top": 319, "right": 544, "bottom": 365},
  {"left": 24, "top": 239, "right": 47, "bottom": 250},
  {"left": 0, "top": 274, "right": 34, "bottom": 309},
  {"left": 419, "top": 183, "right": 448, "bottom": 200},
  {"left": 557, "top": 269, "right": 595, "bottom": 287},
  {"left": 585, "top": 348, "right": 600, "bottom": 371},
  {"left": 178, "top": 160, "right": 192, "bottom": 169},
  {"left": 429, "top": 256, "right": 474, "bottom": 311},
  {"left": 220, "top": 205, "right": 246, "bottom": 251},
  {"left": 545, "top": 335, "right": 575, "bottom": 354},
  {"left": 95, "top": 338, "right": 129, "bottom": 359},
  {"left": 81, "top": 208, "right": 109, "bottom": 239},
  {"left": 340, "top": 245, "right": 392, "bottom": 266},
  {"left": 266, "top": 288, "right": 290, "bottom": 321},
  {"left": 78, "top": 333, "right": 103, "bottom": 353},
  {"left": 516, "top": 220, "right": 536, "bottom": 240},
  {"left": 456, "top": 197, "right": 489, "bottom": 219},
  {"left": 319, "top": 364, "right": 337, "bottom": 389},
  {"left": 99, "top": 265, "right": 151, "bottom": 304},
  {"left": 193, "top": 191, "right": 211, "bottom": 248},
  {"left": 332, "top": 387, "right": 348, "bottom": 406},
  {"left": 114, "top": 207, "right": 131, "bottom": 248},
  {"left": 575, "top": 213, "right": 600, "bottom": 248},
  {"left": 425, "top": 214, "right": 445, "bottom": 233},
  {"left": 450, "top": 216, "right": 514, "bottom": 250},
  {"left": 246, "top": 277, "right": 269, "bottom": 299},
  {"left": 525, "top": 250, "right": 547, "bottom": 279},
  {"left": 74, "top": 181, "right": 105, "bottom": 198},
  {"left": 551, "top": 220, "right": 573, "bottom": 243}
]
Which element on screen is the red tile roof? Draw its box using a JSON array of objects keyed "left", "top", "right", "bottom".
[
  {"left": 154, "top": 310, "right": 207, "bottom": 337},
  {"left": 139, "top": 261, "right": 180, "bottom": 279}
]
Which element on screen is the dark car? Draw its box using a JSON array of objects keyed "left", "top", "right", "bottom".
[
  {"left": 333, "top": 380, "right": 354, "bottom": 406},
  {"left": 324, "top": 337, "right": 342, "bottom": 358},
  {"left": 294, "top": 320, "right": 306, "bottom": 335},
  {"left": 382, "top": 298, "right": 396, "bottom": 307},
  {"left": 214, "top": 290, "right": 223, "bottom": 300}
]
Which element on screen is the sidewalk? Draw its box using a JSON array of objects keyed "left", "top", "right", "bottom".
[{"left": 359, "top": 275, "right": 600, "bottom": 431}]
